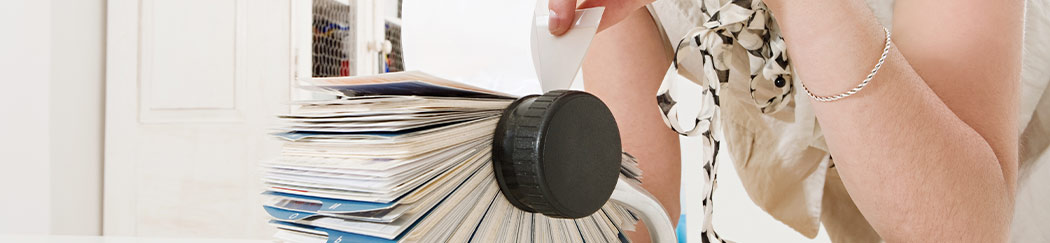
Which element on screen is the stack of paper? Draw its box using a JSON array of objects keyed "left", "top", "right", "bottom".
[{"left": 262, "top": 71, "right": 641, "bottom": 242}]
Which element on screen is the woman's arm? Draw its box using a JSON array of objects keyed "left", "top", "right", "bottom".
[
  {"left": 582, "top": 8, "right": 679, "bottom": 243},
  {"left": 891, "top": 0, "right": 1023, "bottom": 192},
  {"left": 763, "top": 0, "right": 1022, "bottom": 241}
]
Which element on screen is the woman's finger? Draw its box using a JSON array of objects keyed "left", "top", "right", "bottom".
[{"left": 548, "top": 0, "right": 577, "bottom": 35}]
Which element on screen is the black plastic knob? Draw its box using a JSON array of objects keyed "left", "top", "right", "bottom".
[{"left": 492, "top": 90, "right": 622, "bottom": 218}]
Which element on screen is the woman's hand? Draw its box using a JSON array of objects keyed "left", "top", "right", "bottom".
[{"left": 548, "top": 0, "right": 653, "bottom": 36}]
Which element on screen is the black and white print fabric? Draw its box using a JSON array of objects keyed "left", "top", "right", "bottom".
[
  {"left": 667, "top": 0, "right": 793, "bottom": 115},
  {"left": 655, "top": 0, "right": 790, "bottom": 242},
  {"left": 657, "top": 76, "right": 726, "bottom": 242}
]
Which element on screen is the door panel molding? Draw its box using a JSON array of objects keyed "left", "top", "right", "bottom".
[{"left": 137, "top": 0, "right": 248, "bottom": 123}]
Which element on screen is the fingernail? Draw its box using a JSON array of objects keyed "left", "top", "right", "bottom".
[{"left": 548, "top": 10, "right": 563, "bottom": 34}]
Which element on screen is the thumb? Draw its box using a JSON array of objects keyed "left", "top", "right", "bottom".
[{"left": 548, "top": 0, "right": 576, "bottom": 36}]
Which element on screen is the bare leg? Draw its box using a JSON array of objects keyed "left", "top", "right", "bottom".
[{"left": 583, "top": 7, "right": 678, "bottom": 243}]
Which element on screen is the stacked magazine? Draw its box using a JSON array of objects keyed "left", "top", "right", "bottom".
[{"left": 261, "top": 71, "right": 641, "bottom": 242}]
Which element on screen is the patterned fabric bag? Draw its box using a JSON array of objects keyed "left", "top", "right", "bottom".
[{"left": 649, "top": 0, "right": 836, "bottom": 241}]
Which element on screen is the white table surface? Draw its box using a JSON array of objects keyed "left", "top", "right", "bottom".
[{"left": 0, "top": 235, "right": 271, "bottom": 243}]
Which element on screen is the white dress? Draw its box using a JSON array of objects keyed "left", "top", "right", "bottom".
[{"left": 646, "top": 0, "right": 1050, "bottom": 242}]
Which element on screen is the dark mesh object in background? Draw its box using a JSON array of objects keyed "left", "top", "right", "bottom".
[{"left": 312, "top": 0, "right": 355, "bottom": 77}]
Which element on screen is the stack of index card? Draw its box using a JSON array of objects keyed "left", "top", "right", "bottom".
[{"left": 261, "top": 71, "right": 642, "bottom": 242}]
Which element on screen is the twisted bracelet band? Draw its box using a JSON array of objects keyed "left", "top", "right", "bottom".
[{"left": 802, "top": 27, "right": 892, "bottom": 102}]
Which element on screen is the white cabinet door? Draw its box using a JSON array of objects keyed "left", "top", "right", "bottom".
[{"left": 105, "top": 0, "right": 293, "bottom": 238}]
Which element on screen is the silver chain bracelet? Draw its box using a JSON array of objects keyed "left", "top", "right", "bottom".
[{"left": 802, "top": 27, "right": 892, "bottom": 102}]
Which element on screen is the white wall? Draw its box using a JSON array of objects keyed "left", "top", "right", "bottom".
[
  {"left": 0, "top": 0, "right": 106, "bottom": 235},
  {"left": 0, "top": 0, "right": 54, "bottom": 234}
]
